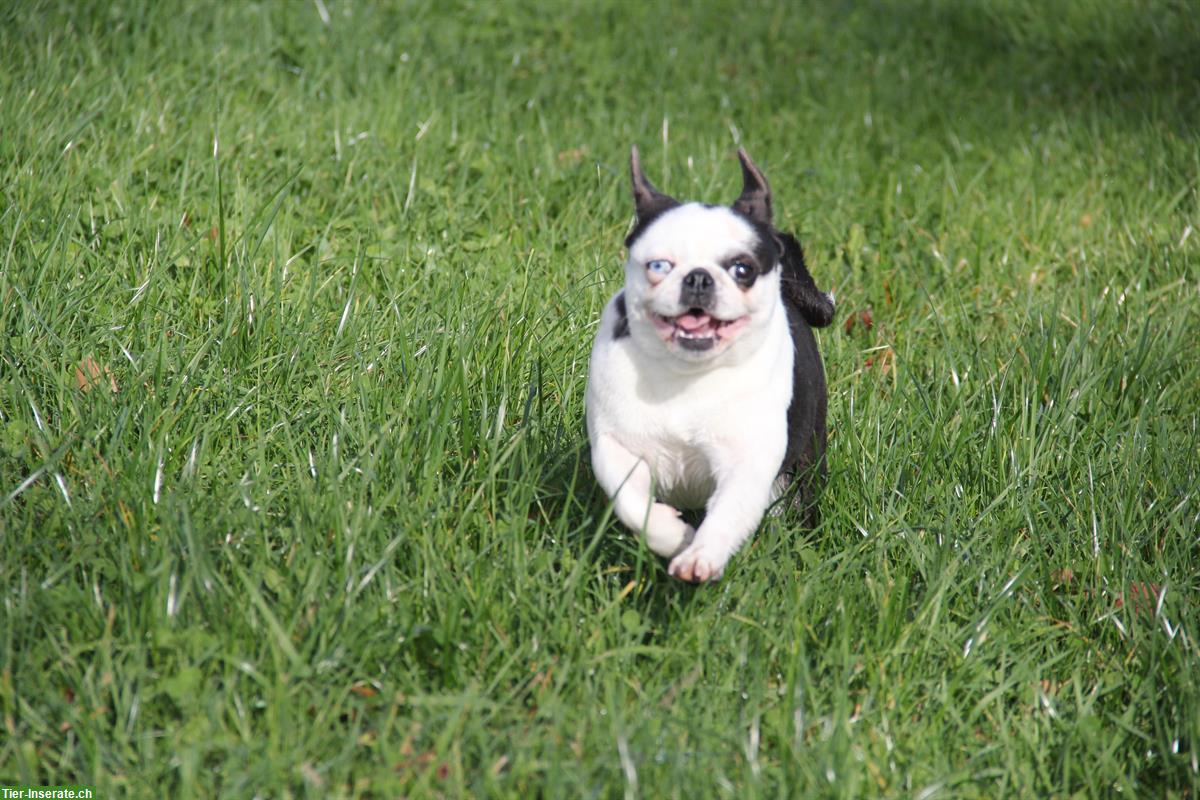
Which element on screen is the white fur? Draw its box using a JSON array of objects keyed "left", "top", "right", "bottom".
[{"left": 585, "top": 204, "right": 794, "bottom": 582}]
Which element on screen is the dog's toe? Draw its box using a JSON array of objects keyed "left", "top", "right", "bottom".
[{"left": 668, "top": 545, "right": 725, "bottom": 583}]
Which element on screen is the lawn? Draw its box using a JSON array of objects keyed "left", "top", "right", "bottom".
[{"left": 1, "top": 0, "right": 1198, "bottom": 796}]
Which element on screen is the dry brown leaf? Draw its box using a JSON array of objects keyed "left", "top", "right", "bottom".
[
  {"left": 843, "top": 308, "right": 874, "bottom": 335},
  {"left": 75, "top": 356, "right": 117, "bottom": 393},
  {"left": 556, "top": 146, "right": 589, "bottom": 165}
]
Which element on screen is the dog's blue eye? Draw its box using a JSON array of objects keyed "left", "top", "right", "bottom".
[{"left": 646, "top": 259, "right": 673, "bottom": 275}]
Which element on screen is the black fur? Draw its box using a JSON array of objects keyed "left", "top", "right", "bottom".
[
  {"left": 763, "top": 231, "right": 832, "bottom": 524},
  {"left": 778, "top": 273, "right": 829, "bottom": 526},
  {"left": 613, "top": 292, "right": 630, "bottom": 339},
  {"left": 777, "top": 232, "right": 835, "bottom": 328}
]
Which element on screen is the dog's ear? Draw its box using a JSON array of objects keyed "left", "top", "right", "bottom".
[
  {"left": 630, "top": 145, "right": 678, "bottom": 224},
  {"left": 732, "top": 148, "right": 772, "bottom": 225}
]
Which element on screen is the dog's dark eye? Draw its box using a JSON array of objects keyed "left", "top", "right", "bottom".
[
  {"left": 646, "top": 259, "right": 673, "bottom": 275},
  {"left": 730, "top": 262, "right": 753, "bottom": 281}
]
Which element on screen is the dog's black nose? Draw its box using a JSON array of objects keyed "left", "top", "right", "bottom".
[
  {"left": 682, "top": 269, "right": 714, "bottom": 292},
  {"left": 680, "top": 268, "right": 716, "bottom": 309}
]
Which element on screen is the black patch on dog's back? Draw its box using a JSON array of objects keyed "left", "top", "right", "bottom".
[
  {"left": 779, "top": 301, "right": 828, "bottom": 527},
  {"left": 772, "top": 231, "right": 834, "bottom": 525},
  {"left": 613, "top": 292, "right": 630, "bottom": 339}
]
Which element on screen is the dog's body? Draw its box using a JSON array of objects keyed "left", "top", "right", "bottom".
[{"left": 586, "top": 147, "right": 834, "bottom": 582}]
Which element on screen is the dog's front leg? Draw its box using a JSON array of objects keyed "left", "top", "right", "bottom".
[
  {"left": 591, "top": 433, "right": 694, "bottom": 557},
  {"left": 667, "top": 463, "right": 776, "bottom": 583}
]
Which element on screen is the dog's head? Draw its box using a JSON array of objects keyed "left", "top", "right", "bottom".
[{"left": 619, "top": 146, "right": 791, "bottom": 366}]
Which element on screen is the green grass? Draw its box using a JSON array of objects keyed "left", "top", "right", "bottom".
[{"left": 2, "top": 0, "right": 1198, "bottom": 796}]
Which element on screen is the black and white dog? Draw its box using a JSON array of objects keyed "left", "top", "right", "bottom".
[{"left": 586, "top": 147, "right": 835, "bottom": 582}]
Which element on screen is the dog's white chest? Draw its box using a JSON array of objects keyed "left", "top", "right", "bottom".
[
  {"left": 594, "top": 375, "right": 721, "bottom": 506},
  {"left": 586, "top": 295, "right": 793, "bottom": 509}
]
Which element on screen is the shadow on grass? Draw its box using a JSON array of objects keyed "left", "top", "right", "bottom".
[
  {"left": 529, "top": 432, "right": 834, "bottom": 618},
  {"left": 874, "top": 0, "right": 1200, "bottom": 128},
  {"left": 520, "top": 436, "right": 721, "bottom": 627}
]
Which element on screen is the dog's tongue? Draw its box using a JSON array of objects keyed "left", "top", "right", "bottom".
[{"left": 676, "top": 311, "right": 713, "bottom": 331}]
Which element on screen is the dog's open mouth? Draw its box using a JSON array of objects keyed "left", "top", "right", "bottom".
[{"left": 652, "top": 309, "right": 750, "bottom": 351}]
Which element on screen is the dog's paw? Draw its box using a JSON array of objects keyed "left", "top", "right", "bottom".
[
  {"left": 668, "top": 543, "right": 728, "bottom": 583},
  {"left": 643, "top": 503, "right": 694, "bottom": 557}
]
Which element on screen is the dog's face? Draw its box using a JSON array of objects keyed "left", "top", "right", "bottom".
[
  {"left": 620, "top": 148, "right": 783, "bottom": 366},
  {"left": 624, "top": 204, "right": 780, "bottom": 362}
]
